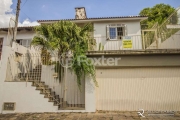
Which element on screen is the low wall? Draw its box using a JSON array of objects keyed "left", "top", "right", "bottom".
[
  {"left": 1, "top": 82, "right": 58, "bottom": 113},
  {"left": 0, "top": 47, "right": 96, "bottom": 113}
]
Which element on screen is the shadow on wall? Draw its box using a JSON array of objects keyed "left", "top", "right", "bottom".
[{"left": 6, "top": 50, "right": 41, "bottom": 81}]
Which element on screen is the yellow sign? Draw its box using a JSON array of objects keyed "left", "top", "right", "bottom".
[{"left": 123, "top": 40, "right": 132, "bottom": 48}]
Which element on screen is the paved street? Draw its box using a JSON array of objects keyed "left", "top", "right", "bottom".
[{"left": 0, "top": 111, "right": 180, "bottom": 120}]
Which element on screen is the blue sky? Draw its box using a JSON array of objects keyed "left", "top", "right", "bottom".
[{"left": 11, "top": 0, "right": 180, "bottom": 22}]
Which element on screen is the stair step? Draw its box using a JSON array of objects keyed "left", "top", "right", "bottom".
[
  {"left": 44, "top": 92, "right": 55, "bottom": 97},
  {"left": 36, "top": 86, "right": 48, "bottom": 90},
  {"left": 28, "top": 75, "right": 63, "bottom": 110},
  {"left": 44, "top": 94, "right": 53, "bottom": 98},
  {"left": 54, "top": 101, "right": 63, "bottom": 106},
  {"left": 36, "top": 86, "right": 45, "bottom": 90},
  {"left": 32, "top": 81, "right": 44, "bottom": 86},
  {"left": 49, "top": 97, "right": 59, "bottom": 101},
  {"left": 49, "top": 98, "right": 60, "bottom": 103},
  {"left": 40, "top": 88, "right": 51, "bottom": 94},
  {"left": 36, "top": 84, "right": 48, "bottom": 88}
]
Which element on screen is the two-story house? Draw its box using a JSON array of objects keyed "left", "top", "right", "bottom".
[{"left": 0, "top": 7, "right": 180, "bottom": 113}]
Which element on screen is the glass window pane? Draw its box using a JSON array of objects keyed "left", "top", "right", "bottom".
[
  {"left": 117, "top": 27, "right": 124, "bottom": 36},
  {"left": 109, "top": 27, "right": 116, "bottom": 39}
]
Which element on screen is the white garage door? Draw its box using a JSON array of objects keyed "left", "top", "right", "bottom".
[{"left": 96, "top": 67, "right": 180, "bottom": 111}]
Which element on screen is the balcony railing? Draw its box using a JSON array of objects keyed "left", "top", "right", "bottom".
[
  {"left": 92, "top": 32, "right": 180, "bottom": 51},
  {"left": 92, "top": 35, "right": 143, "bottom": 51}
]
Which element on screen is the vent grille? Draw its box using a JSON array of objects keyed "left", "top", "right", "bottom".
[{"left": 3, "top": 102, "right": 16, "bottom": 111}]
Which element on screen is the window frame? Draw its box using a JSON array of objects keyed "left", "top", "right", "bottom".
[
  {"left": 16, "top": 39, "right": 32, "bottom": 48},
  {"left": 107, "top": 24, "right": 127, "bottom": 41}
]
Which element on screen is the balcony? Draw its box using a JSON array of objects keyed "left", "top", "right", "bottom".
[{"left": 91, "top": 31, "right": 180, "bottom": 51}]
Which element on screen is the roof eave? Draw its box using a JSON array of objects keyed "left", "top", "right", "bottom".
[{"left": 38, "top": 17, "right": 148, "bottom": 24}]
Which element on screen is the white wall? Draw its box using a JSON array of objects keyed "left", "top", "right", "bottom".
[
  {"left": 0, "top": 31, "right": 61, "bottom": 113},
  {"left": 0, "top": 46, "right": 57, "bottom": 113},
  {"left": 1, "top": 82, "right": 58, "bottom": 113},
  {"left": 147, "top": 30, "right": 180, "bottom": 49},
  {"left": 159, "top": 30, "right": 180, "bottom": 49},
  {"left": 41, "top": 65, "right": 96, "bottom": 112},
  {"left": 41, "top": 65, "right": 63, "bottom": 101},
  {"left": 94, "top": 20, "right": 142, "bottom": 50},
  {"left": 0, "top": 29, "right": 96, "bottom": 113},
  {"left": 41, "top": 65, "right": 85, "bottom": 105},
  {"left": 0, "top": 49, "right": 96, "bottom": 113}
]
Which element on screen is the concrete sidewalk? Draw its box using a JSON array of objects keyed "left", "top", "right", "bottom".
[{"left": 0, "top": 111, "right": 180, "bottom": 120}]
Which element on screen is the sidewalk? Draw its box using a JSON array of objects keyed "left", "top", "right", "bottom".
[{"left": 0, "top": 111, "right": 180, "bottom": 120}]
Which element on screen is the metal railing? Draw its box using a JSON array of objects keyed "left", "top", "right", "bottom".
[
  {"left": 5, "top": 53, "right": 85, "bottom": 109},
  {"left": 6, "top": 53, "right": 41, "bottom": 82},
  {"left": 157, "top": 7, "right": 180, "bottom": 42},
  {"left": 92, "top": 32, "right": 180, "bottom": 50},
  {"left": 92, "top": 35, "right": 143, "bottom": 51}
]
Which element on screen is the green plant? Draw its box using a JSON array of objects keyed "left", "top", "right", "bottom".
[
  {"left": 31, "top": 21, "right": 97, "bottom": 88},
  {"left": 139, "top": 4, "right": 176, "bottom": 29},
  {"left": 72, "top": 44, "right": 98, "bottom": 88},
  {"left": 98, "top": 43, "right": 104, "bottom": 51},
  {"left": 41, "top": 48, "right": 52, "bottom": 65}
]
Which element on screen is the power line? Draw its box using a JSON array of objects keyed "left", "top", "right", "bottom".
[
  {"left": 21, "top": 10, "right": 34, "bottom": 22},
  {"left": 22, "top": 0, "right": 28, "bottom": 8}
]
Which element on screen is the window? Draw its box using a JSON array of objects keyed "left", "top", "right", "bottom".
[
  {"left": 107, "top": 24, "right": 127, "bottom": 40},
  {"left": 0, "top": 38, "right": 3, "bottom": 60},
  {"left": 16, "top": 39, "right": 32, "bottom": 48}
]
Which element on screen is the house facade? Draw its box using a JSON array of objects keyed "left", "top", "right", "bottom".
[{"left": 0, "top": 7, "right": 180, "bottom": 113}]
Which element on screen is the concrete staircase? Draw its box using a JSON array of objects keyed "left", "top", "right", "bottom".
[
  {"left": 18, "top": 65, "right": 63, "bottom": 110},
  {"left": 32, "top": 80, "right": 63, "bottom": 109}
]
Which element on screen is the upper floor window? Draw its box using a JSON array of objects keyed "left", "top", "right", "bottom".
[
  {"left": 107, "top": 24, "right": 127, "bottom": 40},
  {"left": 16, "top": 39, "right": 32, "bottom": 48},
  {"left": 0, "top": 38, "right": 3, "bottom": 60}
]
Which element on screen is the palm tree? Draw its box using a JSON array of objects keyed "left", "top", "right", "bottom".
[
  {"left": 31, "top": 21, "right": 95, "bottom": 55},
  {"left": 31, "top": 21, "right": 97, "bottom": 106}
]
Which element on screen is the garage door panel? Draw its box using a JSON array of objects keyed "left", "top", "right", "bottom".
[{"left": 96, "top": 68, "right": 180, "bottom": 111}]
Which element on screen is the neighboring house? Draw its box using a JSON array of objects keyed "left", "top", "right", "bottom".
[
  {"left": 0, "top": 7, "right": 180, "bottom": 113},
  {"left": 0, "top": 26, "right": 36, "bottom": 70}
]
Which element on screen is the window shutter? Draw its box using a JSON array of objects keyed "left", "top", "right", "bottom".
[
  {"left": 27, "top": 39, "right": 32, "bottom": 48},
  {"left": 22, "top": 40, "right": 27, "bottom": 47},
  {"left": 106, "top": 25, "right": 110, "bottom": 40}
]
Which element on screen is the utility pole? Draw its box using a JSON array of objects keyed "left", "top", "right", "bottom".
[{"left": 12, "top": 0, "right": 21, "bottom": 45}]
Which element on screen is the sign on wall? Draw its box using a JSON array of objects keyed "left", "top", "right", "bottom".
[{"left": 123, "top": 36, "right": 132, "bottom": 48}]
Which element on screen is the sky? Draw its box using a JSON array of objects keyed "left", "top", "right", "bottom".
[{"left": 0, "top": 0, "right": 180, "bottom": 27}]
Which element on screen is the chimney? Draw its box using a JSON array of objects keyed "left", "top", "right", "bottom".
[{"left": 75, "top": 7, "right": 87, "bottom": 19}]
